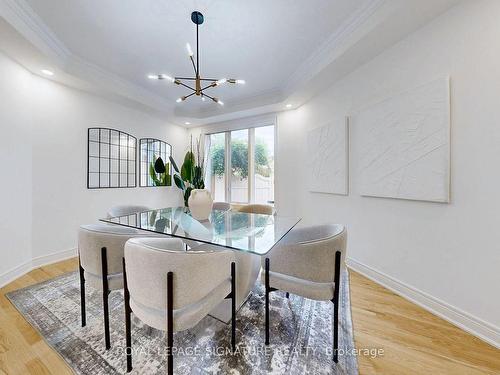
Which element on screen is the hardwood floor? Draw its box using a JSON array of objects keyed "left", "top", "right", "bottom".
[
  {"left": 0, "top": 259, "right": 76, "bottom": 375},
  {"left": 0, "top": 258, "right": 499, "bottom": 374},
  {"left": 349, "top": 272, "right": 500, "bottom": 374}
]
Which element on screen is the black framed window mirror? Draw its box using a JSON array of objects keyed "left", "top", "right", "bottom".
[
  {"left": 139, "top": 138, "right": 172, "bottom": 187},
  {"left": 87, "top": 128, "right": 137, "bottom": 189}
]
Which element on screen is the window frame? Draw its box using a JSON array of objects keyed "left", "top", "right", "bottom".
[
  {"left": 138, "top": 138, "right": 173, "bottom": 187},
  {"left": 87, "top": 127, "right": 137, "bottom": 189}
]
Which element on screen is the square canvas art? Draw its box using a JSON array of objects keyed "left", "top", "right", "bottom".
[
  {"left": 355, "top": 78, "right": 450, "bottom": 203},
  {"left": 307, "top": 117, "right": 349, "bottom": 195}
]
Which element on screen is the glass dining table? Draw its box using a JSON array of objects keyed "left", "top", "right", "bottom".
[
  {"left": 100, "top": 206, "right": 301, "bottom": 256},
  {"left": 101, "top": 206, "right": 301, "bottom": 322}
]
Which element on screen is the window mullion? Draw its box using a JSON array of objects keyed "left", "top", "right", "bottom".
[
  {"left": 225, "top": 131, "right": 231, "bottom": 203},
  {"left": 249, "top": 128, "right": 255, "bottom": 203}
]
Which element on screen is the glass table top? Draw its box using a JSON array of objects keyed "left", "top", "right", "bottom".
[{"left": 100, "top": 207, "right": 301, "bottom": 255}]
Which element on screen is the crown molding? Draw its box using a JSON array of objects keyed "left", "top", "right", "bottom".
[
  {"left": 67, "top": 54, "right": 173, "bottom": 112},
  {"left": 0, "top": 0, "right": 70, "bottom": 62},
  {"left": 284, "top": 0, "right": 386, "bottom": 97},
  {"left": 0, "top": 0, "right": 174, "bottom": 113}
]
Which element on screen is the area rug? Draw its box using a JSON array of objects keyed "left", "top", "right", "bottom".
[{"left": 7, "top": 270, "right": 358, "bottom": 374}]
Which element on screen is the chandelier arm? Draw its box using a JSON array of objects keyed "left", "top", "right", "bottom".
[
  {"left": 201, "top": 92, "right": 216, "bottom": 101},
  {"left": 201, "top": 83, "right": 217, "bottom": 91},
  {"left": 177, "top": 82, "right": 196, "bottom": 91},
  {"left": 184, "top": 92, "right": 196, "bottom": 100},
  {"left": 175, "top": 77, "right": 218, "bottom": 82},
  {"left": 189, "top": 56, "right": 198, "bottom": 76}
]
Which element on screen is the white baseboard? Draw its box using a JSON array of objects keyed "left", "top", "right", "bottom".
[
  {"left": 346, "top": 257, "right": 500, "bottom": 349},
  {"left": 0, "top": 261, "right": 33, "bottom": 289},
  {"left": 0, "top": 248, "right": 77, "bottom": 288}
]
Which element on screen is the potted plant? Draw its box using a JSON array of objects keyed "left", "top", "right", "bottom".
[{"left": 169, "top": 136, "right": 213, "bottom": 220}]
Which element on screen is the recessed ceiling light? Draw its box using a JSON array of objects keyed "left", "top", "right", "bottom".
[
  {"left": 41, "top": 69, "right": 54, "bottom": 76},
  {"left": 286, "top": 104, "right": 292, "bottom": 108},
  {"left": 185, "top": 122, "right": 191, "bottom": 125}
]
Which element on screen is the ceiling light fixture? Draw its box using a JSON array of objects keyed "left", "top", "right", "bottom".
[
  {"left": 148, "top": 11, "right": 244, "bottom": 105},
  {"left": 286, "top": 104, "right": 292, "bottom": 108},
  {"left": 185, "top": 121, "right": 191, "bottom": 125},
  {"left": 41, "top": 69, "right": 54, "bottom": 76}
]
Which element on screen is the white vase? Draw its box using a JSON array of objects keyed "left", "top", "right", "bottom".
[{"left": 188, "top": 189, "right": 214, "bottom": 221}]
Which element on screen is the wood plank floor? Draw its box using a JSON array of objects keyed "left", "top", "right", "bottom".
[
  {"left": 349, "top": 272, "right": 500, "bottom": 374},
  {"left": 0, "top": 258, "right": 499, "bottom": 374}
]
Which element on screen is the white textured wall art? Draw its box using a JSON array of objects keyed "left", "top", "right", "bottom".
[
  {"left": 307, "top": 117, "right": 349, "bottom": 195},
  {"left": 355, "top": 78, "right": 450, "bottom": 203}
]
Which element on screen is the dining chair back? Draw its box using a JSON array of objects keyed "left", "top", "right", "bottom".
[
  {"left": 78, "top": 223, "right": 155, "bottom": 349},
  {"left": 123, "top": 237, "right": 237, "bottom": 374},
  {"left": 237, "top": 204, "right": 274, "bottom": 215},
  {"left": 264, "top": 224, "right": 347, "bottom": 283},
  {"left": 262, "top": 224, "right": 347, "bottom": 363}
]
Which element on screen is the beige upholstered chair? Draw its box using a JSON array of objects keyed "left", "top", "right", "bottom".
[
  {"left": 262, "top": 224, "right": 347, "bottom": 363},
  {"left": 237, "top": 204, "right": 274, "bottom": 215},
  {"left": 78, "top": 224, "right": 157, "bottom": 349},
  {"left": 106, "top": 205, "right": 151, "bottom": 218},
  {"left": 212, "top": 201, "right": 231, "bottom": 211},
  {"left": 123, "top": 237, "right": 237, "bottom": 374}
]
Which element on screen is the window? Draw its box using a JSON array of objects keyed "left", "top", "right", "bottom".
[
  {"left": 206, "top": 125, "right": 274, "bottom": 204},
  {"left": 87, "top": 128, "right": 136, "bottom": 189},
  {"left": 139, "top": 138, "right": 172, "bottom": 187}
]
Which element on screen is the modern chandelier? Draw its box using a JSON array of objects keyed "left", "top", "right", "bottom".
[{"left": 148, "top": 11, "right": 245, "bottom": 106}]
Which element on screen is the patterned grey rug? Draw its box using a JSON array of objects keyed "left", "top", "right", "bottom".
[{"left": 7, "top": 270, "right": 358, "bottom": 374}]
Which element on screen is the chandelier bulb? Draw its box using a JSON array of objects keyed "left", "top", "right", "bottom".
[
  {"left": 186, "top": 43, "right": 194, "bottom": 57},
  {"left": 149, "top": 74, "right": 175, "bottom": 82}
]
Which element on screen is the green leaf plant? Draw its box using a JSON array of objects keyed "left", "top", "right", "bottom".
[{"left": 169, "top": 135, "right": 207, "bottom": 206}]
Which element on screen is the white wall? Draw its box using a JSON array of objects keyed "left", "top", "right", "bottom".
[
  {"left": 0, "top": 50, "right": 32, "bottom": 278},
  {"left": 275, "top": 0, "right": 500, "bottom": 346},
  {"left": 0, "top": 51, "right": 187, "bottom": 283}
]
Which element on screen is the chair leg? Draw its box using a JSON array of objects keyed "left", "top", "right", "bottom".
[
  {"left": 332, "top": 250, "right": 341, "bottom": 363},
  {"left": 167, "top": 272, "right": 174, "bottom": 375},
  {"left": 285, "top": 292, "right": 289, "bottom": 299},
  {"left": 265, "top": 257, "right": 270, "bottom": 345},
  {"left": 123, "top": 258, "right": 133, "bottom": 372},
  {"left": 231, "top": 261, "right": 236, "bottom": 353},
  {"left": 101, "top": 247, "right": 111, "bottom": 350},
  {"left": 79, "top": 256, "right": 86, "bottom": 327}
]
